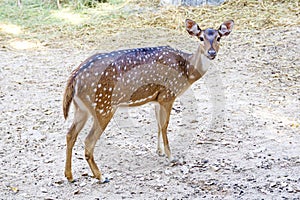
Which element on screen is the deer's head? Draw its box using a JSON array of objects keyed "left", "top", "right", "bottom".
[{"left": 186, "top": 19, "right": 234, "bottom": 60}]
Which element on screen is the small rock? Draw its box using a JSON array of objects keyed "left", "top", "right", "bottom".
[
  {"left": 41, "top": 187, "right": 47, "bottom": 193},
  {"left": 253, "top": 147, "right": 266, "bottom": 153},
  {"left": 201, "top": 159, "right": 209, "bottom": 164},
  {"left": 270, "top": 182, "right": 277, "bottom": 187},
  {"left": 4, "top": 182, "right": 10, "bottom": 187},
  {"left": 91, "top": 179, "right": 100, "bottom": 185},
  {"left": 81, "top": 173, "right": 89, "bottom": 177},
  {"left": 20, "top": 193, "right": 28, "bottom": 197},
  {"left": 246, "top": 152, "right": 255, "bottom": 159},
  {"left": 79, "top": 182, "right": 87, "bottom": 187},
  {"left": 204, "top": 179, "right": 216, "bottom": 185},
  {"left": 44, "top": 109, "right": 53, "bottom": 115},
  {"left": 10, "top": 186, "right": 19, "bottom": 194},
  {"left": 214, "top": 127, "right": 224, "bottom": 133},
  {"left": 164, "top": 169, "right": 172, "bottom": 175},
  {"left": 180, "top": 166, "right": 189, "bottom": 174},
  {"left": 135, "top": 174, "right": 143, "bottom": 178},
  {"left": 287, "top": 186, "right": 294, "bottom": 193},
  {"left": 74, "top": 189, "right": 81, "bottom": 195},
  {"left": 281, "top": 182, "right": 288, "bottom": 187},
  {"left": 210, "top": 165, "right": 220, "bottom": 172},
  {"left": 43, "top": 158, "right": 54, "bottom": 163},
  {"left": 44, "top": 197, "right": 55, "bottom": 200},
  {"left": 47, "top": 182, "right": 54, "bottom": 187},
  {"left": 54, "top": 180, "right": 64, "bottom": 185},
  {"left": 135, "top": 174, "right": 145, "bottom": 181}
]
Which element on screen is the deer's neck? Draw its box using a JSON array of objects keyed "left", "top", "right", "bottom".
[{"left": 186, "top": 45, "right": 210, "bottom": 82}]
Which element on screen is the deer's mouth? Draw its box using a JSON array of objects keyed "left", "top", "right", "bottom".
[{"left": 207, "top": 55, "right": 216, "bottom": 60}]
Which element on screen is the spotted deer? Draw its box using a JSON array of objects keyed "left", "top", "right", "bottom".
[{"left": 63, "top": 19, "right": 234, "bottom": 183}]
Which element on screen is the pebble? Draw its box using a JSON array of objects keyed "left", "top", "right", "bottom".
[
  {"left": 80, "top": 182, "right": 87, "bottom": 187},
  {"left": 204, "top": 179, "right": 216, "bottom": 185},
  {"left": 43, "top": 159, "right": 54, "bottom": 163},
  {"left": 281, "top": 182, "right": 288, "bottom": 187},
  {"left": 73, "top": 189, "right": 81, "bottom": 195},
  {"left": 91, "top": 179, "right": 100, "bottom": 185},
  {"left": 269, "top": 182, "right": 277, "bottom": 187},
  {"left": 246, "top": 152, "right": 255, "bottom": 159},
  {"left": 253, "top": 147, "right": 267, "bottom": 153},
  {"left": 286, "top": 185, "right": 294, "bottom": 193},
  {"left": 180, "top": 166, "right": 189, "bottom": 174},
  {"left": 20, "top": 193, "right": 29, "bottom": 197},
  {"left": 214, "top": 127, "right": 224, "bottom": 133},
  {"left": 210, "top": 165, "right": 220, "bottom": 172},
  {"left": 54, "top": 180, "right": 64, "bottom": 185},
  {"left": 41, "top": 187, "right": 48, "bottom": 193},
  {"left": 164, "top": 169, "right": 173, "bottom": 175},
  {"left": 201, "top": 159, "right": 209, "bottom": 164}
]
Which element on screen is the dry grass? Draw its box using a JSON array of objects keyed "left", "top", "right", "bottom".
[
  {"left": 71, "top": 0, "right": 300, "bottom": 35},
  {"left": 123, "top": 0, "right": 299, "bottom": 31},
  {"left": 62, "top": 0, "right": 300, "bottom": 49},
  {"left": 0, "top": 0, "right": 299, "bottom": 50}
]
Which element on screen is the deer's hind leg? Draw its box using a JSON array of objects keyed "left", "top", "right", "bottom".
[
  {"left": 84, "top": 112, "right": 114, "bottom": 183},
  {"left": 65, "top": 102, "right": 89, "bottom": 182}
]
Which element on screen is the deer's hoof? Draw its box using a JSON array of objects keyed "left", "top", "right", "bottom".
[
  {"left": 156, "top": 149, "right": 164, "bottom": 157},
  {"left": 171, "top": 158, "right": 178, "bottom": 163},
  {"left": 100, "top": 176, "right": 110, "bottom": 184},
  {"left": 65, "top": 173, "right": 74, "bottom": 182},
  {"left": 168, "top": 156, "right": 180, "bottom": 166}
]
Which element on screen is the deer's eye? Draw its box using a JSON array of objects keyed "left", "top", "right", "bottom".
[
  {"left": 217, "top": 37, "right": 221, "bottom": 42},
  {"left": 199, "top": 37, "right": 204, "bottom": 41}
]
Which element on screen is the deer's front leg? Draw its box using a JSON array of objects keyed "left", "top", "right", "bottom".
[
  {"left": 157, "top": 100, "right": 174, "bottom": 161},
  {"left": 155, "top": 104, "right": 163, "bottom": 156}
]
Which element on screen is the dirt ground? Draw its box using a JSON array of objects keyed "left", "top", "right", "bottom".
[{"left": 0, "top": 26, "right": 299, "bottom": 199}]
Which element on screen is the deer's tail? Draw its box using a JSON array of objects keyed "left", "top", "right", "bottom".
[{"left": 63, "top": 74, "right": 76, "bottom": 120}]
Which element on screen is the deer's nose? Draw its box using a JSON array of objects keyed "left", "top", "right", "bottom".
[{"left": 208, "top": 49, "right": 216, "bottom": 57}]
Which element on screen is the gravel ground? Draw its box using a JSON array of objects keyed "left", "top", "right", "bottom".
[{"left": 0, "top": 27, "right": 299, "bottom": 199}]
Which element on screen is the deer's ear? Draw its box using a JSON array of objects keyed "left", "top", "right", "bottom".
[
  {"left": 185, "top": 19, "right": 201, "bottom": 37},
  {"left": 219, "top": 20, "right": 234, "bottom": 37}
]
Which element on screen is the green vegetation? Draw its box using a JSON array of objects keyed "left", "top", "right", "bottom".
[{"left": 0, "top": 0, "right": 132, "bottom": 49}]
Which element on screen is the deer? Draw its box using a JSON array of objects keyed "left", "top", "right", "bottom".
[{"left": 63, "top": 19, "right": 234, "bottom": 183}]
